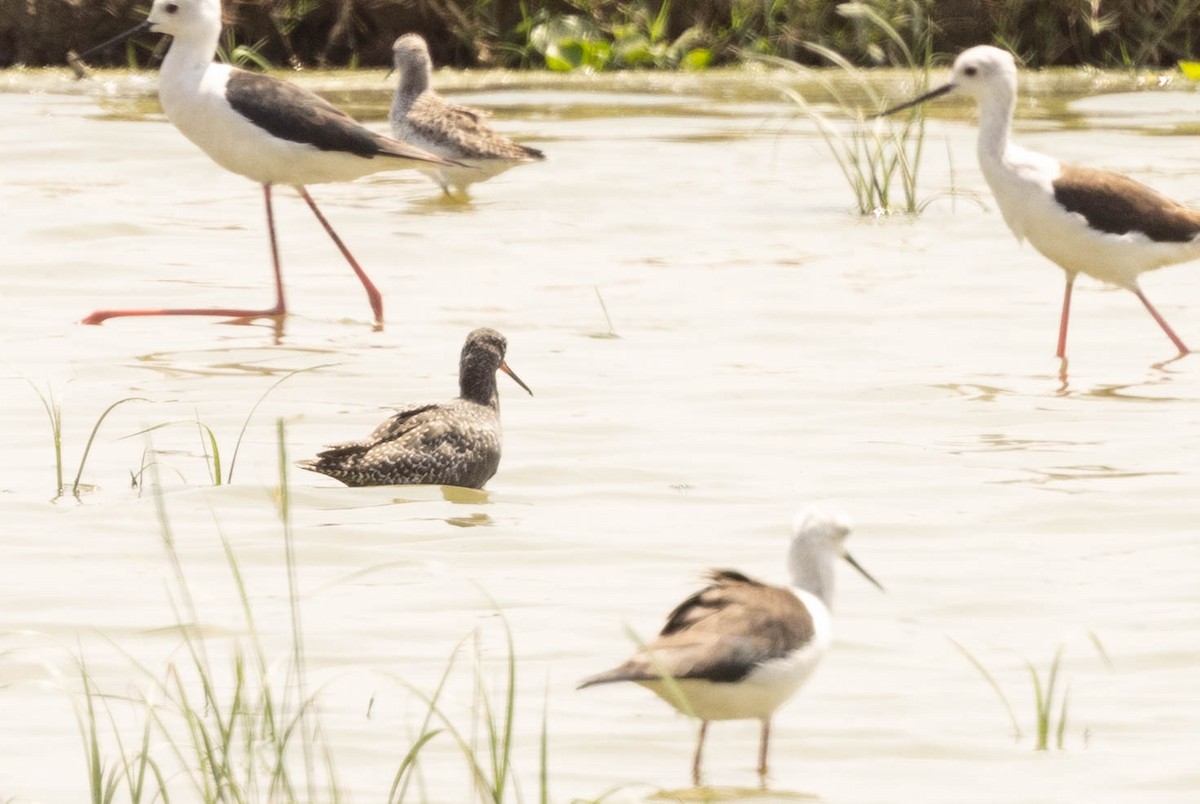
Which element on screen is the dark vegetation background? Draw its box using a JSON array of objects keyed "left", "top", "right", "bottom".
[{"left": 4, "top": 0, "right": 1200, "bottom": 70}]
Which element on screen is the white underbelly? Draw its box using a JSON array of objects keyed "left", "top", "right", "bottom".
[
  {"left": 160, "top": 71, "right": 394, "bottom": 187},
  {"left": 1025, "top": 216, "right": 1200, "bottom": 287},
  {"left": 988, "top": 164, "right": 1200, "bottom": 287}
]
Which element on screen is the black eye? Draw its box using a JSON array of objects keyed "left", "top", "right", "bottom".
[
  {"left": 165, "top": 2, "right": 179, "bottom": 12},
  {"left": 964, "top": 66, "right": 977, "bottom": 77}
]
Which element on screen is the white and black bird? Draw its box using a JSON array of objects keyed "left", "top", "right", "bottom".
[
  {"left": 579, "top": 508, "right": 882, "bottom": 788},
  {"left": 882, "top": 45, "right": 1196, "bottom": 359},
  {"left": 390, "top": 33, "right": 544, "bottom": 197},
  {"left": 300, "top": 328, "right": 532, "bottom": 488},
  {"left": 73, "top": 0, "right": 458, "bottom": 327}
]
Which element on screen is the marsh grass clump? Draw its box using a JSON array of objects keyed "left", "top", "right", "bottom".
[
  {"left": 951, "top": 632, "right": 1114, "bottom": 751},
  {"left": 26, "top": 380, "right": 148, "bottom": 501},
  {"left": 126, "top": 363, "right": 330, "bottom": 489},
  {"left": 67, "top": 420, "right": 546, "bottom": 803},
  {"left": 72, "top": 423, "right": 338, "bottom": 802},
  {"left": 26, "top": 365, "right": 323, "bottom": 498},
  {"left": 387, "top": 616, "right": 549, "bottom": 804},
  {"left": 769, "top": 1, "right": 934, "bottom": 215}
]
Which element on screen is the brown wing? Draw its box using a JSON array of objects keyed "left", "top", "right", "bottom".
[
  {"left": 579, "top": 570, "right": 814, "bottom": 688},
  {"left": 1054, "top": 164, "right": 1200, "bottom": 243},
  {"left": 405, "top": 94, "right": 545, "bottom": 161}
]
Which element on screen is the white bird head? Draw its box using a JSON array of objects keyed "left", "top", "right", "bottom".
[
  {"left": 787, "top": 507, "right": 882, "bottom": 604},
  {"left": 147, "top": 0, "right": 221, "bottom": 41},
  {"left": 946, "top": 46, "right": 1018, "bottom": 102},
  {"left": 72, "top": 0, "right": 221, "bottom": 62},
  {"left": 392, "top": 33, "right": 433, "bottom": 72},
  {"left": 878, "top": 44, "right": 1018, "bottom": 116}
]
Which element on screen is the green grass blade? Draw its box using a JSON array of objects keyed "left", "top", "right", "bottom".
[
  {"left": 72, "top": 396, "right": 149, "bottom": 497},
  {"left": 389, "top": 634, "right": 472, "bottom": 803},
  {"left": 948, "top": 638, "right": 1021, "bottom": 740},
  {"left": 836, "top": 1, "right": 915, "bottom": 66},
  {"left": 26, "top": 380, "right": 64, "bottom": 497},
  {"left": 123, "top": 419, "right": 223, "bottom": 485},
  {"left": 276, "top": 417, "right": 316, "bottom": 797},
  {"left": 75, "top": 656, "right": 106, "bottom": 804},
  {"left": 620, "top": 623, "right": 697, "bottom": 720},
  {"left": 387, "top": 728, "right": 444, "bottom": 803},
  {"left": 226, "top": 363, "right": 335, "bottom": 482},
  {"left": 1056, "top": 685, "right": 1070, "bottom": 750},
  {"left": 1026, "top": 659, "right": 1047, "bottom": 750},
  {"left": 1087, "top": 630, "right": 1114, "bottom": 671},
  {"left": 539, "top": 673, "right": 550, "bottom": 804}
]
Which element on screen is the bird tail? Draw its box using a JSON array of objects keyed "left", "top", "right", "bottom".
[
  {"left": 577, "top": 660, "right": 657, "bottom": 690},
  {"left": 576, "top": 667, "right": 628, "bottom": 690}
]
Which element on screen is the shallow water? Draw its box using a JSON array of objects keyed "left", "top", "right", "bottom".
[{"left": 1, "top": 64, "right": 1199, "bottom": 802}]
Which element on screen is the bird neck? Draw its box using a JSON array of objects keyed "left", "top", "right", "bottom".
[
  {"left": 788, "top": 550, "right": 836, "bottom": 610},
  {"left": 161, "top": 28, "right": 219, "bottom": 87},
  {"left": 393, "top": 62, "right": 429, "bottom": 111},
  {"left": 975, "top": 88, "right": 1016, "bottom": 173},
  {"left": 459, "top": 360, "right": 499, "bottom": 407}
]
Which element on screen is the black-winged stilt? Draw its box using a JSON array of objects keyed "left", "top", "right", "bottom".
[
  {"left": 579, "top": 508, "right": 882, "bottom": 788},
  {"left": 74, "top": 0, "right": 459, "bottom": 328},
  {"left": 882, "top": 45, "right": 1196, "bottom": 359}
]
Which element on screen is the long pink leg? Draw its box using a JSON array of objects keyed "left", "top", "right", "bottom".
[
  {"left": 1131, "top": 285, "right": 1190, "bottom": 355},
  {"left": 296, "top": 186, "right": 384, "bottom": 326},
  {"left": 1055, "top": 273, "right": 1075, "bottom": 359},
  {"left": 692, "top": 720, "right": 708, "bottom": 788},
  {"left": 81, "top": 184, "right": 287, "bottom": 325}
]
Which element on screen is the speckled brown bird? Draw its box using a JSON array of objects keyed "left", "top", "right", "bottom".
[
  {"left": 300, "top": 328, "right": 532, "bottom": 488},
  {"left": 389, "top": 33, "right": 545, "bottom": 196}
]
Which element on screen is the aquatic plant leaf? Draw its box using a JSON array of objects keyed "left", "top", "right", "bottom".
[
  {"left": 681, "top": 49, "right": 712, "bottom": 71},
  {"left": 1179, "top": 60, "right": 1200, "bottom": 80}
]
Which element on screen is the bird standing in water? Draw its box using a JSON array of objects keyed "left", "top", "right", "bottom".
[
  {"left": 390, "top": 33, "right": 545, "bottom": 197},
  {"left": 300, "top": 328, "right": 532, "bottom": 488},
  {"left": 881, "top": 45, "right": 1196, "bottom": 359},
  {"left": 579, "top": 508, "right": 882, "bottom": 788},
  {"left": 73, "top": 0, "right": 456, "bottom": 328}
]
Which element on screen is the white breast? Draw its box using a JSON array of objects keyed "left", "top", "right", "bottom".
[
  {"left": 982, "top": 145, "right": 1200, "bottom": 287},
  {"left": 158, "top": 61, "right": 399, "bottom": 187}
]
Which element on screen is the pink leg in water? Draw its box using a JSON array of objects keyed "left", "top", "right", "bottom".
[
  {"left": 81, "top": 184, "right": 287, "bottom": 325},
  {"left": 296, "top": 186, "right": 383, "bottom": 326},
  {"left": 1055, "top": 273, "right": 1076, "bottom": 359},
  {"left": 1131, "top": 284, "right": 1190, "bottom": 355}
]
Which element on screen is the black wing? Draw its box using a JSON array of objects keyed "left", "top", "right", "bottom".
[{"left": 1054, "top": 164, "right": 1200, "bottom": 243}]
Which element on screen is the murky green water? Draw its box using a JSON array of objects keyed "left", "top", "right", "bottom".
[{"left": 1, "top": 63, "right": 1199, "bottom": 802}]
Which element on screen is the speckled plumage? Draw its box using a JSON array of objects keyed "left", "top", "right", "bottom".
[
  {"left": 300, "top": 328, "right": 532, "bottom": 488},
  {"left": 389, "top": 33, "right": 545, "bottom": 195}
]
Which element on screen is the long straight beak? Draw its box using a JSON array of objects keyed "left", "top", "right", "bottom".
[
  {"left": 500, "top": 362, "right": 533, "bottom": 396},
  {"left": 876, "top": 82, "right": 956, "bottom": 118},
  {"left": 844, "top": 551, "right": 884, "bottom": 592},
  {"left": 72, "top": 20, "right": 153, "bottom": 63}
]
